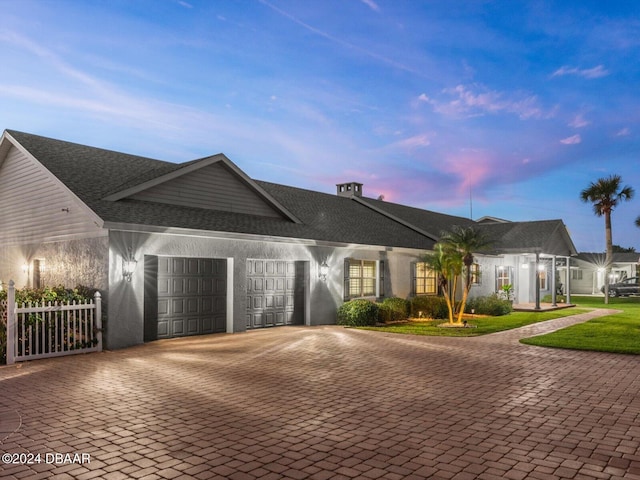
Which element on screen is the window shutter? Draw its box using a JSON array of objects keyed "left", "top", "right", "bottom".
[
  {"left": 410, "top": 262, "right": 416, "bottom": 296},
  {"left": 344, "top": 258, "right": 350, "bottom": 301},
  {"left": 379, "top": 260, "right": 385, "bottom": 298}
]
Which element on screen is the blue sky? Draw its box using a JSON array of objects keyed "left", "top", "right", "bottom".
[{"left": 1, "top": 0, "right": 639, "bottom": 252}]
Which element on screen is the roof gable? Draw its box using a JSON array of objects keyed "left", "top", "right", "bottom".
[
  {"left": 478, "top": 220, "right": 577, "bottom": 256},
  {"left": 105, "top": 154, "right": 299, "bottom": 221}
]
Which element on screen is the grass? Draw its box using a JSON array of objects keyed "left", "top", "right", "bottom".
[
  {"left": 520, "top": 295, "right": 640, "bottom": 354},
  {"left": 357, "top": 307, "right": 589, "bottom": 337}
]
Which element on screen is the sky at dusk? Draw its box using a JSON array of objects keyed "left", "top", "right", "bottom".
[{"left": 1, "top": 0, "right": 639, "bottom": 252}]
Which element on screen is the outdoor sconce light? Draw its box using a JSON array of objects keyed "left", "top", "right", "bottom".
[
  {"left": 319, "top": 260, "right": 329, "bottom": 281},
  {"left": 22, "top": 263, "right": 29, "bottom": 274},
  {"left": 123, "top": 256, "right": 137, "bottom": 282}
]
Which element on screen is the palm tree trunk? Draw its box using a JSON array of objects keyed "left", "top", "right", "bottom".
[
  {"left": 456, "top": 286, "right": 469, "bottom": 324},
  {"left": 604, "top": 211, "right": 612, "bottom": 304},
  {"left": 442, "top": 285, "right": 454, "bottom": 323}
]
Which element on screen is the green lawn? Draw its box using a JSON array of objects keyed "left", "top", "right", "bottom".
[
  {"left": 357, "top": 307, "right": 589, "bottom": 337},
  {"left": 520, "top": 296, "right": 640, "bottom": 354}
]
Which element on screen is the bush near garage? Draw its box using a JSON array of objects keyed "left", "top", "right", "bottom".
[
  {"left": 378, "top": 297, "right": 410, "bottom": 323},
  {"left": 337, "top": 299, "right": 380, "bottom": 326},
  {"left": 410, "top": 295, "right": 449, "bottom": 319}
]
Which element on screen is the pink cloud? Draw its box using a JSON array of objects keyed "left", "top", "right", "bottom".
[
  {"left": 442, "top": 149, "right": 493, "bottom": 195},
  {"left": 616, "top": 127, "right": 630, "bottom": 136},
  {"left": 560, "top": 134, "right": 582, "bottom": 145}
]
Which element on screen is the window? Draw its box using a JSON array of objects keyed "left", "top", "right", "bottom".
[
  {"left": 344, "top": 259, "right": 383, "bottom": 300},
  {"left": 470, "top": 263, "right": 481, "bottom": 285},
  {"left": 413, "top": 262, "right": 437, "bottom": 295},
  {"left": 495, "top": 266, "right": 512, "bottom": 291},
  {"left": 571, "top": 269, "right": 582, "bottom": 280}
]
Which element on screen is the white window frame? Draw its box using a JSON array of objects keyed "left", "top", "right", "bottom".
[{"left": 344, "top": 259, "right": 383, "bottom": 300}]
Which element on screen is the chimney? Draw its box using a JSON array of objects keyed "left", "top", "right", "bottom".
[{"left": 336, "top": 182, "right": 363, "bottom": 198}]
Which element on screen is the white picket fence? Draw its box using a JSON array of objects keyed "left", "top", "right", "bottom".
[{"left": 3, "top": 280, "right": 102, "bottom": 365}]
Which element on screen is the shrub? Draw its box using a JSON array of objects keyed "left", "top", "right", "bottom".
[
  {"left": 337, "top": 299, "right": 380, "bottom": 326},
  {"left": 410, "top": 296, "right": 449, "bottom": 319},
  {"left": 465, "top": 294, "right": 512, "bottom": 316},
  {"left": 378, "top": 297, "right": 410, "bottom": 323}
]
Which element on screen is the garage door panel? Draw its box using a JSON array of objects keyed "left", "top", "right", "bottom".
[
  {"left": 214, "top": 279, "right": 226, "bottom": 295},
  {"left": 186, "top": 298, "right": 199, "bottom": 313},
  {"left": 202, "top": 278, "right": 213, "bottom": 295},
  {"left": 172, "top": 318, "right": 185, "bottom": 335},
  {"left": 158, "top": 257, "right": 170, "bottom": 275},
  {"left": 158, "top": 299, "right": 169, "bottom": 315},
  {"left": 186, "top": 318, "right": 200, "bottom": 334},
  {"left": 172, "top": 258, "right": 186, "bottom": 275},
  {"left": 186, "top": 278, "right": 200, "bottom": 295},
  {"left": 158, "top": 278, "right": 170, "bottom": 295},
  {"left": 158, "top": 320, "right": 169, "bottom": 336},
  {"left": 172, "top": 299, "right": 185, "bottom": 314}
]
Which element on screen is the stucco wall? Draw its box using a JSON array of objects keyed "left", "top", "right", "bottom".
[
  {"left": 106, "top": 230, "right": 425, "bottom": 350},
  {"left": 0, "top": 235, "right": 108, "bottom": 291}
]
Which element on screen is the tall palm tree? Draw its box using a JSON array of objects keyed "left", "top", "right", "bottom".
[
  {"left": 440, "top": 226, "right": 490, "bottom": 323},
  {"left": 580, "top": 175, "right": 635, "bottom": 304},
  {"left": 636, "top": 216, "right": 640, "bottom": 228}
]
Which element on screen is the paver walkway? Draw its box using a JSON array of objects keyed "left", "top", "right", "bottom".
[{"left": 0, "top": 309, "right": 638, "bottom": 480}]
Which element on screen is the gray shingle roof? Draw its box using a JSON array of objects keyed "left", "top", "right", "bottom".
[
  {"left": 5, "top": 130, "right": 435, "bottom": 249},
  {"left": 577, "top": 252, "right": 640, "bottom": 264},
  {"left": 5, "top": 129, "right": 577, "bottom": 255}
]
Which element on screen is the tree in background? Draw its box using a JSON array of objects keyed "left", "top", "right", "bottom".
[{"left": 580, "top": 175, "right": 635, "bottom": 304}]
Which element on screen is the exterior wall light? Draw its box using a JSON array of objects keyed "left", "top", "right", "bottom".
[
  {"left": 22, "top": 263, "right": 29, "bottom": 274},
  {"left": 319, "top": 260, "right": 329, "bottom": 281},
  {"left": 123, "top": 256, "right": 137, "bottom": 282}
]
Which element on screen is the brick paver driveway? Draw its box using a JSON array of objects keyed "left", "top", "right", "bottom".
[{"left": 1, "top": 310, "right": 639, "bottom": 480}]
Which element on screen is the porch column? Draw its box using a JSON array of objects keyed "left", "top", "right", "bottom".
[
  {"left": 566, "top": 256, "right": 571, "bottom": 305},
  {"left": 551, "top": 256, "right": 557, "bottom": 307},
  {"left": 535, "top": 252, "right": 541, "bottom": 310}
]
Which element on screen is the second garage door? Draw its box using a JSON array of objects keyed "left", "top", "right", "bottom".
[
  {"left": 246, "top": 260, "right": 305, "bottom": 329},
  {"left": 145, "top": 256, "right": 227, "bottom": 340}
]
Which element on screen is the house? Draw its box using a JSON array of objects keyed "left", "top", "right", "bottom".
[
  {"left": 568, "top": 252, "right": 640, "bottom": 294},
  {"left": 0, "top": 130, "right": 577, "bottom": 349}
]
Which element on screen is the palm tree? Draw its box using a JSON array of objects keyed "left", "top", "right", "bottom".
[
  {"left": 423, "top": 244, "right": 461, "bottom": 324},
  {"left": 636, "top": 216, "right": 640, "bottom": 228},
  {"left": 580, "top": 175, "right": 635, "bottom": 304},
  {"left": 439, "top": 226, "right": 490, "bottom": 323}
]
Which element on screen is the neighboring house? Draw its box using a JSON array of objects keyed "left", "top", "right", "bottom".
[
  {"left": 0, "top": 130, "right": 577, "bottom": 349},
  {"left": 569, "top": 252, "right": 640, "bottom": 294}
]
